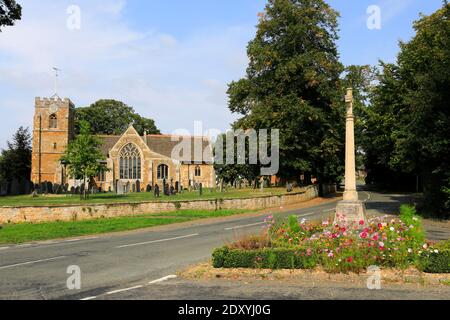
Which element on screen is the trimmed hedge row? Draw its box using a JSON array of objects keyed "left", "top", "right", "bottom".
[
  {"left": 212, "top": 247, "right": 317, "bottom": 269},
  {"left": 213, "top": 246, "right": 450, "bottom": 273},
  {"left": 419, "top": 250, "right": 450, "bottom": 273}
]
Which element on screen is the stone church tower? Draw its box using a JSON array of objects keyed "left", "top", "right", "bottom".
[{"left": 31, "top": 97, "right": 75, "bottom": 185}]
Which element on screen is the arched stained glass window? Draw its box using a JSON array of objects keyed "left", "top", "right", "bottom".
[
  {"left": 119, "top": 144, "right": 141, "bottom": 180},
  {"left": 157, "top": 164, "right": 169, "bottom": 180}
]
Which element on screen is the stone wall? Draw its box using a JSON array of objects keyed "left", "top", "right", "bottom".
[{"left": 0, "top": 184, "right": 336, "bottom": 224}]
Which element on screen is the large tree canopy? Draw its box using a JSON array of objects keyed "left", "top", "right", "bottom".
[
  {"left": 75, "top": 100, "right": 160, "bottom": 136},
  {"left": 363, "top": 2, "right": 450, "bottom": 216},
  {"left": 227, "top": 0, "right": 345, "bottom": 185},
  {"left": 0, "top": 0, "right": 21, "bottom": 31}
]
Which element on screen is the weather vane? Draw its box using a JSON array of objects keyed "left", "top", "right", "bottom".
[{"left": 51, "top": 67, "right": 61, "bottom": 98}]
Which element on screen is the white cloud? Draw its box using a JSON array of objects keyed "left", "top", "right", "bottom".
[{"left": 0, "top": 0, "right": 255, "bottom": 148}]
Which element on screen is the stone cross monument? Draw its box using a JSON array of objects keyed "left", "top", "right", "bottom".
[{"left": 335, "top": 88, "right": 367, "bottom": 224}]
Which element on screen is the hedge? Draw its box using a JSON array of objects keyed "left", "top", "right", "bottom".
[
  {"left": 212, "top": 246, "right": 317, "bottom": 270},
  {"left": 213, "top": 246, "right": 450, "bottom": 273}
]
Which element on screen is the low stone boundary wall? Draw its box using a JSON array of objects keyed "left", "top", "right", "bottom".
[{"left": 0, "top": 184, "right": 336, "bottom": 224}]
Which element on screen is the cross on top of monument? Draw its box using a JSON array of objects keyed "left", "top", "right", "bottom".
[{"left": 345, "top": 88, "right": 353, "bottom": 103}]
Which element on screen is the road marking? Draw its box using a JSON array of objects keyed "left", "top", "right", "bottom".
[
  {"left": 80, "top": 296, "right": 97, "bottom": 301},
  {"left": 149, "top": 275, "right": 177, "bottom": 284},
  {"left": 0, "top": 256, "right": 67, "bottom": 270},
  {"left": 106, "top": 285, "right": 143, "bottom": 295},
  {"left": 115, "top": 233, "right": 199, "bottom": 249},
  {"left": 225, "top": 221, "right": 266, "bottom": 231}
]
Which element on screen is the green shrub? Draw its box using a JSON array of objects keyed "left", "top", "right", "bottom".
[
  {"left": 419, "top": 249, "right": 450, "bottom": 273},
  {"left": 212, "top": 247, "right": 317, "bottom": 270},
  {"left": 212, "top": 247, "right": 228, "bottom": 268},
  {"left": 399, "top": 204, "right": 425, "bottom": 245},
  {"left": 288, "top": 215, "right": 301, "bottom": 233}
]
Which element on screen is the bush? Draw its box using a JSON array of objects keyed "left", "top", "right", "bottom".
[
  {"left": 419, "top": 250, "right": 450, "bottom": 273},
  {"left": 212, "top": 246, "right": 317, "bottom": 270}
]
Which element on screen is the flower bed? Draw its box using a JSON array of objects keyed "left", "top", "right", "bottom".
[{"left": 212, "top": 205, "right": 450, "bottom": 273}]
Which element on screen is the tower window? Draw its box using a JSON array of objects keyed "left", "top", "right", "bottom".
[
  {"left": 195, "top": 165, "right": 201, "bottom": 177},
  {"left": 49, "top": 114, "right": 57, "bottom": 128},
  {"left": 53, "top": 143, "right": 57, "bottom": 150}
]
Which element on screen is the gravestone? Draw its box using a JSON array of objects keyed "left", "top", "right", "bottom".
[
  {"left": 132, "top": 183, "right": 136, "bottom": 193},
  {"left": 75, "top": 186, "right": 80, "bottom": 194},
  {"left": 47, "top": 181, "right": 53, "bottom": 194},
  {"left": 154, "top": 184, "right": 160, "bottom": 197},
  {"left": 108, "top": 186, "right": 112, "bottom": 193},
  {"left": 287, "top": 183, "right": 293, "bottom": 193},
  {"left": 116, "top": 181, "right": 124, "bottom": 195},
  {"left": 70, "top": 186, "right": 75, "bottom": 194},
  {"left": 165, "top": 183, "right": 170, "bottom": 196},
  {"left": 125, "top": 182, "right": 130, "bottom": 194},
  {"left": 170, "top": 185, "right": 175, "bottom": 195},
  {"left": 146, "top": 184, "right": 152, "bottom": 192},
  {"left": 199, "top": 183, "right": 203, "bottom": 196},
  {"left": 136, "top": 180, "right": 141, "bottom": 193}
]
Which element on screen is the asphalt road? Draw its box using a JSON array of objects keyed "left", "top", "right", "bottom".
[{"left": 0, "top": 190, "right": 448, "bottom": 300}]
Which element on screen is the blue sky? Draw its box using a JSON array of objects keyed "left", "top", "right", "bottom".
[{"left": 0, "top": 0, "right": 444, "bottom": 148}]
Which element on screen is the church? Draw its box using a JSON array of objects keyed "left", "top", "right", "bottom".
[{"left": 30, "top": 97, "right": 216, "bottom": 192}]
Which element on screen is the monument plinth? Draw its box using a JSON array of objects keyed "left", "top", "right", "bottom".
[{"left": 335, "top": 88, "right": 367, "bottom": 224}]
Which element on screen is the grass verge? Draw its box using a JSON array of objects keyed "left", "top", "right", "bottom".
[{"left": 0, "top": 209, "right": 249, "bottom": 244}]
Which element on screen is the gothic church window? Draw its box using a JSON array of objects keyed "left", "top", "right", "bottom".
[
  {"left": 49, "top": 114, "right": 57, "bottom": 129},
  {"left": 157, "top": 164, "right": 169, "bottom": 180},
  {"left": 119, "top": 144, "right": 141, "bottom": 180}
]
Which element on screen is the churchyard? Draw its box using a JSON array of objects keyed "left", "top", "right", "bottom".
[{"left": 0, "top": 186, "right": 288, "bottom": 207}]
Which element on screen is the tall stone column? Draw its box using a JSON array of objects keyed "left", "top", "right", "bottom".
[{"left": 335, "top": 88, "right": 367, "bottom": 225}]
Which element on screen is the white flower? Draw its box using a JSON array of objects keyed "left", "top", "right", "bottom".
[
  {"left": 379, "top": 242, "right": 385, "bottom": 248},
  {"left": 390, "top": 227, "right": 395, "bottom": 231},
  {"left": 434, "top": 250, "right": 439, "bottom": 254},
  {"left": 413, "top": 217, "right": 418, "bottom": 221},
  {"left": 423, "top": 244, "right": 428, "bottom": 249},
  {"left": 409, "top": 225, "right": 414, "bottom": 229},
  {"left": 408, "top": 248, "right": 413, "bottom": 253}
]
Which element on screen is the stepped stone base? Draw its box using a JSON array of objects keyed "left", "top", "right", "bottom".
[{"left": 334, "top": 200, "right": 367, "bottom": 225}]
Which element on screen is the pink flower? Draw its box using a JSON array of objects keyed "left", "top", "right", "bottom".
[
  {"left": 347, "top": 257, "right": 353, "bottom": 263},
  {"left": 360, "top": 231, "right": 368, "bottom": 239},
  {"left": 306, "top": 248, "right": 312, "bottom": 256},
  {"left": 328, "top": 252, "right": 334, "bottom": 258},
  {"left": 372, "top": 233, "right": 380, "bottom": 241},
  {"left": 379, "top": 242, "right": 385, "bottom": 248},
  {"left": 359, "top": 220, "right": 365, "bottom": 225}
]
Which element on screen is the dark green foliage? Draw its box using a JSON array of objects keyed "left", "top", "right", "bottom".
[
  {"left": 227, "top": 0, "right": 345, "bottom": 184},
  {"left": 419, "top": 249, "right": 450, "bottom": 273},
  {"left": 212, "top": 247, "right": 317, "bottom": 270},
  {"left": 362, "top": 3, "right": 450, "bottom": 217},
  {"left": 75, "top": 99, "right": 160, "bottom": 136},
  {"left": 0, "top": 127, "right": 31, "bottom": 182},
  {"left": 0, "top": 0, "right": 22, "bottom": 31}
]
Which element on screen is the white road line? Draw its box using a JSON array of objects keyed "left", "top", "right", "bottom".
[
  {"left": 0, "top": 256, "right": 67, "bottom": 270},
  {"left": 115, "top": 233, "right": 199, "bottom": 249},
  {"left": 149, "top": 275, "right": 177, "bottom": 284},
  {"left": 106, "top": 285, "right": 143, "bottom": 295},
  {"left": 80, "top": 296, "right": 97, "bottom": 301},
  {"left": 224, "top": 221, "right": 266, "bottom": 231}
]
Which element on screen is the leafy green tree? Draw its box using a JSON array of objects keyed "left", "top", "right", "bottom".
[
  {"left": 75, "top": 99, "right": 160, "bottom": 136},
  {"left": 0, "top": 126, "right": 31, "bottom": 182},
  {"left": 0, "top": 0, "right": 21, "bottom": 31},
  {"left": 61, "top": 121, "right": 108, "bottom": 199},
  {"left": 363, "top": 2, "right": 450, "bottom": 216},
  {"left": 227, "top": 0, "right": 345, "bottom": 191}
]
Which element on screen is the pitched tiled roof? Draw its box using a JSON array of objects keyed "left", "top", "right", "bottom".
[{"left": 97, "top": 134, "right": 213, "bottom": 164}]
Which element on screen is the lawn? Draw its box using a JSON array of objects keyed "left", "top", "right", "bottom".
[
  {"left": 0, "top": 187, "right": 290, "bottom": 207},
  {"left": 0, "top": 209, "right": 250, "bottom": 244}
]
